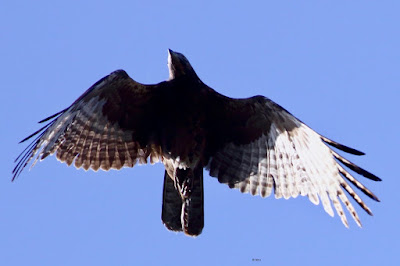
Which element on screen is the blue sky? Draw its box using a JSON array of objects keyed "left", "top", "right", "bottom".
[{"left": 1, "top": 1, "right": 399, "bottom": 265}]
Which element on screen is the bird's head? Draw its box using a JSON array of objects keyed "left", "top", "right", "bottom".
[{"left": 168, "top": 49, "right": 199, "bottom": 80}]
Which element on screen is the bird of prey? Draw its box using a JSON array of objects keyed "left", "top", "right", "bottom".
[{"left": 13, "top": 49, "right": 380, "bottom": 236}]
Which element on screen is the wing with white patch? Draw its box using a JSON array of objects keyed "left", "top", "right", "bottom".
[
  {"left": 13, "top": 70, "right": 164, "bottom": 180},
  {"left": 207, "top": 97, "right": 381, "bottom": 227}
]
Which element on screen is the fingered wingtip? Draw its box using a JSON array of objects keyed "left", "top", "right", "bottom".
[{"left": 355, "top": 150, "right": 366, "bottom": 156}]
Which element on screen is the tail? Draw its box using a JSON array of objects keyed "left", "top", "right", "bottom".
[{"left": 161, "top": 166, "right": 204, "bottom": 236}]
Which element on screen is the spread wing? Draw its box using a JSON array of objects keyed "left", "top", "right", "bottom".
[
  {"left": 13, "top": 70, "right": 165, "bottom": 180},
  {"left": 207, "top": 96, "right": 381, "bottom": 227}
]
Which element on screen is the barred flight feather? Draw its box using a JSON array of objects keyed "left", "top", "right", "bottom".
[
  {"left": 13, "top": 75, "right": 159, "bottom": 180},
  {"left": 207, "top": 100, "right": 379, "bottom": 228}
]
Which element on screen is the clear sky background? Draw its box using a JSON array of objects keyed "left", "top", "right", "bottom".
[{"left": 1, "top": 1, "right": 399, "bottom": 265}]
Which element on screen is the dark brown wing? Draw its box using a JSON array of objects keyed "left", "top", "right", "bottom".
[
  {"left": 13, "top": 70, "right": 166, "bottom": 180},
  {"left": 206, "top": 96, "right": 381, "bottom": 227}
]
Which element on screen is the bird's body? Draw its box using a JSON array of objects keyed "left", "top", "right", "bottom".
[{"left": 14, "top": 50, "right": 380, "bottom": 236}]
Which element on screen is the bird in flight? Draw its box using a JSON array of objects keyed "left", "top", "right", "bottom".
[{"left": 13, "top": 49, "right": 380, "bottom": 236}]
